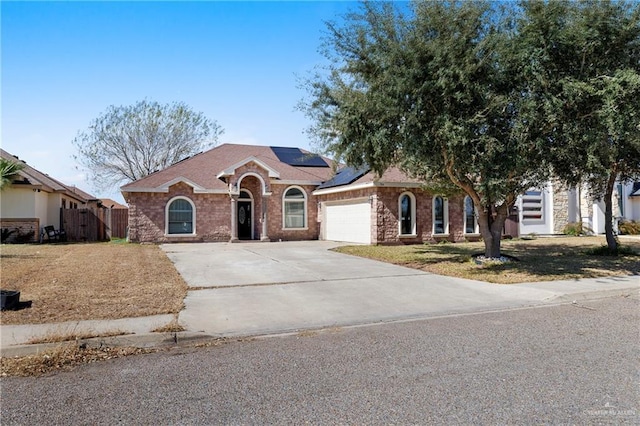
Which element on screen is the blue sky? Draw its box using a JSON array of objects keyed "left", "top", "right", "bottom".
[{"left": 1, "top": 1, "right": 359, "bottom": 202}]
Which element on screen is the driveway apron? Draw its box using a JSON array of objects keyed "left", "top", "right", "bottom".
[{"left": 162, "top": 241, "right": 638, "bottom": 337}]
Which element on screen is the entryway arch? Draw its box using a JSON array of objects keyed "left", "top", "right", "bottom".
[{"left": 237, "top": 189, "right": 253, "bottom": 240}]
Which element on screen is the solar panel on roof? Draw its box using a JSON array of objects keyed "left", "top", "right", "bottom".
[
  {"left": 271, "top": 147, "right": 329, "bottom": 167},
  {"left": 317, "top": 165, "right": 370, "bottom": 189}
]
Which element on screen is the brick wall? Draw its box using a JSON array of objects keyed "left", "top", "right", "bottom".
[
  {"left": 268, "top": 183, "right": 320, "bottom": 241},
  {"left": 0, "top": 218, "right": 39, "bottom": 243},
  {"left": 317, "top": 187, "right": 466, "bottom": 244},
  {"left": 126, "top": 182, "right": 231, "bottom": 243},
  {"left": 126, "top": 178, "right": 467, "bottom": 245}
]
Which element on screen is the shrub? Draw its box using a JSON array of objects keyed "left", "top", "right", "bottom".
[
  {"left": 563, "top": 222, "right": 592, "bottom": 236},
  {"left": 619, "top": 220, "right": 640, "bottom": 235}
]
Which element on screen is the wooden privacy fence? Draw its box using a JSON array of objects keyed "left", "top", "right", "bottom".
[
  {"left": 110, "top": 209, "right": 128, "bottom": 239},
  {"left": 61, "top": 208, "right": 128, "bottom": 242}
]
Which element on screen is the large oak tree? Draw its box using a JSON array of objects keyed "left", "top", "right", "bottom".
[
  {"left": 518, "top": 0, "right": 640, "bottom": 252},
  {"left": 303, "top": 1, "right": 550, "bottom": 257}
]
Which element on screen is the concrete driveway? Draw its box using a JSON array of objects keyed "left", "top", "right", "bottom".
[{"left": 162, "top": 241, "right": 639, "bottom": 338}]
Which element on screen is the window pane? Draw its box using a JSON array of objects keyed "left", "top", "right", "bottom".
[
  {"left": 522, "top": 190, "right": 543, "bottom": 221},
  {"left": 168, "top": 199, "right": 193, "bottom": 234},
  {"left": 434, "top": 197, "right": 444, "bottom": 234},
  {"left": 465, "top": 197, "right": 476, "bottom": 233},
  {"left": 285, "top": 188, "right": 304, "bottom": 199},
  {"left": 285, "top": 201, "right": 305, "bottom": 228},
  {"left": 400, "top": 195, "right": 412, "bottom": 235}
]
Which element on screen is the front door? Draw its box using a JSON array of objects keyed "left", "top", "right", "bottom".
[{"left": 238, "top": 201, "right": 252, "bottom": 240}]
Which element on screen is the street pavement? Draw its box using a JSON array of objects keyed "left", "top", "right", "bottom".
[
  {"left": 1, "top": 241, "right": 638, "bottom": 356},
  {"left": 2, "top": 296, "right": 638, "bottom": 424}
]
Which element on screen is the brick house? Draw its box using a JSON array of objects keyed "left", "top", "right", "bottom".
[{"left": 121, "top": 144, "right": 474, "bottom": 244}]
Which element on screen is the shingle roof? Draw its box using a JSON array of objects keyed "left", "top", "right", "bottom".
[
  {"left": 99, "top": 198, "right": 128, "bottom": 209},
  {"left": 121, "top": 143, "right": 338, "bottom": 192},
  {"left": 1, "top": 148, "right": 95, "bottom": 202}
]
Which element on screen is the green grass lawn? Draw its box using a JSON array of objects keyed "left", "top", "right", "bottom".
[{"left": 334, "top": 236, "right": 640, "bottom": 284}]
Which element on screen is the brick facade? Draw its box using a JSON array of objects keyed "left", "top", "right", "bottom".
[
  {"left": 0, "top": 218, "right": 39, "bottom": 243},
  {"left": 316, "top": 187, "right": 466, "bottom": 245},
  {"left": 125, "top": 159, "right": 467, "bottom": 245}
]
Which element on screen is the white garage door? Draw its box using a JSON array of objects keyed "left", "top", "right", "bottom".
[{"left": 324, "top": 200, "right": 372, "bottom": 244}]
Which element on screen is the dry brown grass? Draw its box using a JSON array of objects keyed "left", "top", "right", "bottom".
[
  {"left": 335, "top": 236, "right": 640, "bottom": 284},
  {"left": 151, "top": 316, "right": 186, "bottom": 333},
  {"left": 0, "top": 344, "right": 155, "bottom": 377},
  {"left": 0, "top": 242, "right": 188, "bottom": 325},
  {"left": 27, "top": 330, "right": 129, "bottom": 345}
]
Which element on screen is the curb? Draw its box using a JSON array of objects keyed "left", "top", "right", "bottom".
[
  {"left": 2, "top": 286, "right": 638, "bottom": 358},
  {"left": 546, "top": 287, "right": 639, "bottom": 304},
  {"left": 0, "top": 331, "right": 218, "bottom": 358}
]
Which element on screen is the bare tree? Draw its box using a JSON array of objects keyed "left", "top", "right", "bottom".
[{"left": 73, "top": 100, "right": 223, "bottom": 191}]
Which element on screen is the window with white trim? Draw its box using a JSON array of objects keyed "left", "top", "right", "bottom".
[
  {"left": 432, "top": 196, "right": 449, "bottom": 235},
  {"left": 399, "top": 192, "right": 416, "bottom": 236},
  {"left": 167, "top": 197, "right": 195, "bottom": 234},
  {"left": 283, "top": 187, "right": 306, "bottom": 229},
  {"left": 464, "top": 196, "right": 478, "bottom": 234},
  {"left": 522, "top": 190, "right": 543, "bottom": 222}
]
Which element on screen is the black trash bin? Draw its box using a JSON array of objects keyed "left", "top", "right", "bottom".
[{"left": 1, "top": 290, "right": 20, "bottom": 310}]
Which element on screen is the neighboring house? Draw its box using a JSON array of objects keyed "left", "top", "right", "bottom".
[
  {"left": 517, "top": 180, "right": 640, "bottom": 236},
  {"left": 121, "top": 143, "right": 474, "bottom": 244},
  {"left": 0, "top": 149, "right": 99, "bottom": 242},
  {"left": 99, "top": 198, "right": 128, "bottom": 210}
]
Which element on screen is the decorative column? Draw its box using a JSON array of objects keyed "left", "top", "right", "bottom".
[
  {"left": 230, "top": 195, "right": 239, "bottom": 242},
  {"left": 261, "top": 194, "right": 271, "bottom": 242}
]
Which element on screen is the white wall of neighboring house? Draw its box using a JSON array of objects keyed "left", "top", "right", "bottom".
[
  {"left": 0, "top": 187, "right": 77, "bottom": 231},
  {"left": 518, "top": 182, "right": 554, "bottom": 235},
  {"left": 591, "top": 200, "right": 606, "bottom": 234},
  {"left": 618, "top": 181, "right": 640, "bottom": 222},
  {"left": 45, "top": 192, "right": 63, "bottom": 228},
  {"left": 517, "top": 180, "right": 640, "bottom": 237},
  {"left": 0, "top": 187, "right": 37, "bottom": 218},
  {"left": 34, "top": 189, "right": 50, "bottom": 226}
]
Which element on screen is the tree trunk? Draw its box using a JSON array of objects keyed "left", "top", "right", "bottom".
[
  {"left": 604, "top": 171, "right": 618, "bottom": 252},
  {"left": 477, "top": 204, "right": 509, "bottom": 258}
]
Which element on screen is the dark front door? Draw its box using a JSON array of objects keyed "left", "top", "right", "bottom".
[{"left": 238, "top": 201, "right": 252, "bottom": 240}]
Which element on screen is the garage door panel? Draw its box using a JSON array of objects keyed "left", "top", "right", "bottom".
[{"left": 325, "top": 201, "right": 371, "bottom": 244}]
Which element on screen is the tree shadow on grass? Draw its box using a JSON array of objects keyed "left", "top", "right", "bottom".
[{"left": 467, "top": 241, "right": 639, "bottom": 279}]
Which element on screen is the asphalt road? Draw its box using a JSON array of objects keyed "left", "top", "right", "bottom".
[{"left": 2, "top": 296, "right": 639, "bottom": 425}]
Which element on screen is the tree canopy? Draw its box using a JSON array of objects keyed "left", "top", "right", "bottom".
[
  {"left": 303, "top": 0, "right": 640, "bottom": 256},
  {"left": 518, "top": 0, "right": 640, "bottom": 251},
  {"left": 303, "top": 1, "right": 550, "bottom": 257},
  {"left": 73, "top": 100, "right": 223, "bottom": 191}
]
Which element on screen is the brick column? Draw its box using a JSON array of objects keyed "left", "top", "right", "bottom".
[
  {"left": 230, "top": 195, "right": 239, "bottom": 242},
  {"left": 261, "top": 194, "right": 271, "bottom": 241}
]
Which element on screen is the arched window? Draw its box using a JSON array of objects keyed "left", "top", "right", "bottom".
[
  {"left": 283, "top": 186, "right": 306, "bottom": 229},
  {"left": 432, "top": 196, "right": 449, "bottom": 235},
  {"left": 166, "top": 197, "right": 195, "bottom": 235},
  {"left": 398, "top": 192, "right": 416, "bottom": 236},
  {"left": 464, "top": 196, "right": 479, "bottom": 234}
]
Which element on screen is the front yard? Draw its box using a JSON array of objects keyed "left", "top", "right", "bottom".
[
  {"left": 335, "top": 236, "right": 640, "bottom": 284},
  {"left": 0, "top": 242, "right": 187, "bottom": 325}
]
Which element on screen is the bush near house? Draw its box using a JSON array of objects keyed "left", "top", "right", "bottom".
[
  {"left": 619, "top": 220, "right": 640, "bottom": 235},
  {"left": 563, "top": 222, "right": 593, "bottom": 236}
]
